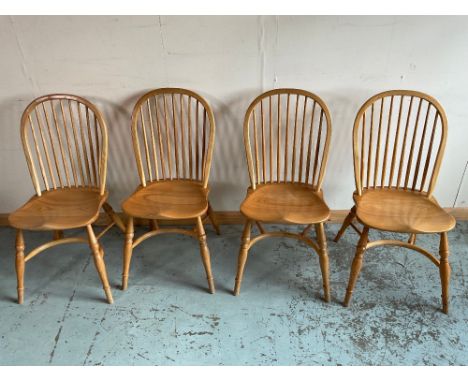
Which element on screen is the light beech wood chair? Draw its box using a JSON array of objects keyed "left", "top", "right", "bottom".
[
  {"left": 234, "top": 88, "right": 332, "bottom": 301},
  {"left": 334, "top": 90, "right": 456, "bottom": 313},
  {"left": 9, "top": 94, "right": 125, "bottom": 304},
  {"left": 121, "top": 88, "right": 219, "bottom": 293}
]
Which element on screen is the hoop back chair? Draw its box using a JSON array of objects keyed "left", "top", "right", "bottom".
[
  {"left": 121, "top": 88, "right": 218, "bottom": 293},
  {"left": 234, "top": 88, "right": 332, "bottom": 301},
  {"left": 8, "top": 94, "right": 125, "bottom": 304},
  {"left": 334, "top": 90, "right": 456, "bottom": 313}
]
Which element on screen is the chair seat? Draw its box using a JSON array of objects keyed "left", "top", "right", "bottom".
[
  {"left": 8, "top": 188, "right": 107, "bottom": 231},
  {"left": 122, "top": 180, "right": 209, "bottom": 220},
  {"left": 240, "top": 183, "right": 330, "bottom": 224},
  {"left": 355, "top": 188, "right": 456, "bottom": 234}
]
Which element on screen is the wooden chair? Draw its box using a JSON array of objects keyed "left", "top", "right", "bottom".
[
  {"left": 334, "top": 90, "right": 456, "bottom": 313},
  {"left": 8, "top": 94, "right": 125, "bottom": 304},
  {"left": 234, "top": 89, "right": 332, "bottom": 301},
  {"left": 121, "top": 88, "right": 219, "bottom": 293}
]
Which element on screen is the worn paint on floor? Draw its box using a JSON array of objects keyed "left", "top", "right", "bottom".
[{"left": 0, "top": 222, "right": 467, "bottom": 365}]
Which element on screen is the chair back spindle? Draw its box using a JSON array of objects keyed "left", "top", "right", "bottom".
[
  {"left": 21, "top": 94, "right": 108, "bottom": 196},
  {"left": 243, "top": 89, "right": 332, "bottom": 191},
  {"left": 353, "top": 90, "right": 448, "bottom": 197},
  {"left": 131, "top": 88, "right": 216, "bottom": 189}
]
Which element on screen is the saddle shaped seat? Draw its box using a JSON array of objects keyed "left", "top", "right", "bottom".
[
  {"left": 122, "top": 180, "right": 209, "bottom": 220},
  {"left": 354, "top": 188, "right": 456, "bottom": 234},
  {"left": 240, "top": 183, "right": 330, "bottom": 224},
  {"left": 9, "top": 188, "right": 107, "bottom": 231}
]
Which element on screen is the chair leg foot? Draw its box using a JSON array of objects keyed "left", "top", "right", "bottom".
[
  {"left": 343, "top": 226, "right": 369, "bottom": 307},
  {"left": 334, "top": 206, "right": 356, "bottom": 242},
  {"left": 122, "top": 277, "right": 128, "bottom": 291},
  {"left": 104, "top": 287, "right": 114, "bottom": 304},
  {"left": 196, "top": 217, "right": 216, "bottom": 294},
  {"left": 233, "top": 220, "right": 252, "bottom": 296},
  {"left": 15, "top": 229, "right": 25, "bottom": 305},
  {"left": 17, "top": 288, "right": 24, "bottom": 305},
  {"left": 122, "top": 217, "right": 134, "bottom": 291},
  {"left": 207, "top": 277, "right": 215, "bottom": 294}
]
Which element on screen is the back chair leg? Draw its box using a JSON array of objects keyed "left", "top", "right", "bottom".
[
  {"left": 15, "top": 229, "right": 25, "bottom": 304},
  {"left": 122, "top": 217, "right": 134, "bottom": 290},
  {"left": 196, "top": 216, "right": 215, "bottom": 294},
  {"left": 103, "top": 202, "right": 126, "bottom": 232},
  {"left": 149, "top": 219, "right": 159, "bottom": 231},
  {"left": 207, "top": 203, "right": 221, "bottom": 235},
  {"left": 408, "top": 233, "right": 417, "bottom": 245},
  {"left": 255, "top": 221, "right": 266, "bottom": 234},
  {"left": 53, "top": 230, "right": 64, "bottom": 240},
  {"left": 86, "top": 225, "right": 113, "bottom": 304},
  {"left": 334, "top": 206, "right": 356, "bottom": 242},
  {"left": 315, "top": 223, "right": 330, "bottom": 302},
  {"left": 344, "top": 226, "right": 369, "bottom": 307},
  {"left": 439, "top": 232, "right": 451, "bottom": 314},
  {"left": 234, "top": 220, "right": 252, "bottom": 296}
]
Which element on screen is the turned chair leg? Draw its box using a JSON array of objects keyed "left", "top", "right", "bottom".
[
  {"left": 315, "top": 223, "right": 330, "bottom": 302},
  {"left": 86, "top": 225, "right": 114, "bottom": 304},
  {"left": 439, "top": 232, "right": 451, "bottom": 314},
  {"left": 234, "top": 220, "right": 252, "bottom": 296},
  {"left": 122, "top": 217, "right": 134, "bottom": 290},
  {"left": 15, "top": 229, "right": 25, "bottom": 304},
  {"left": 196, "top": 216, "right": 215, "bottom": 294},
  {"left": 344, "top": 226, "right": 369, "bottom": 307},
  {"left": 207, "top": 203, "right": 221, "bottom": 235},
  {"left": 334, "top": 206, "right": 356, "bottom": 242}
]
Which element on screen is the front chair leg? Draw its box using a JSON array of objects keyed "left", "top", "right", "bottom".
[
  {"left": 86, "top": 225, "right": 114, "bottom": 304},
  {"left": 15, "top": 229, "right": 25, "bottom": 304},
  {"left": 344, "top": 226, "right": 369, "bottom": 307},
  {"left": 315, "top": 223, "right": 330, "bottom": 302},
  {"left": 196, "top": 216, "right": 215, "bottom": 294},
  {"left": 439, "top": 232, "right": 451, "bottom": 314},
  {"left": 334, "top": 206, "right": 356, "bottom": 242},
  {"left": 122, "top": 217, "right": 134, "bottom": 290},
  {"left": 234, "top": 219, "right": 252, "bottom": 296}
]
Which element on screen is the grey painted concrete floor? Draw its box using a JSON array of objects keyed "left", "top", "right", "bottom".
[{"left": 0, "top": 222, "right": 467, "bottom": 365}]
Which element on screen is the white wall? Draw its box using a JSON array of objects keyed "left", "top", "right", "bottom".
[{"left": 1, "top": 15, "right": 468, "bottom": 212}]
